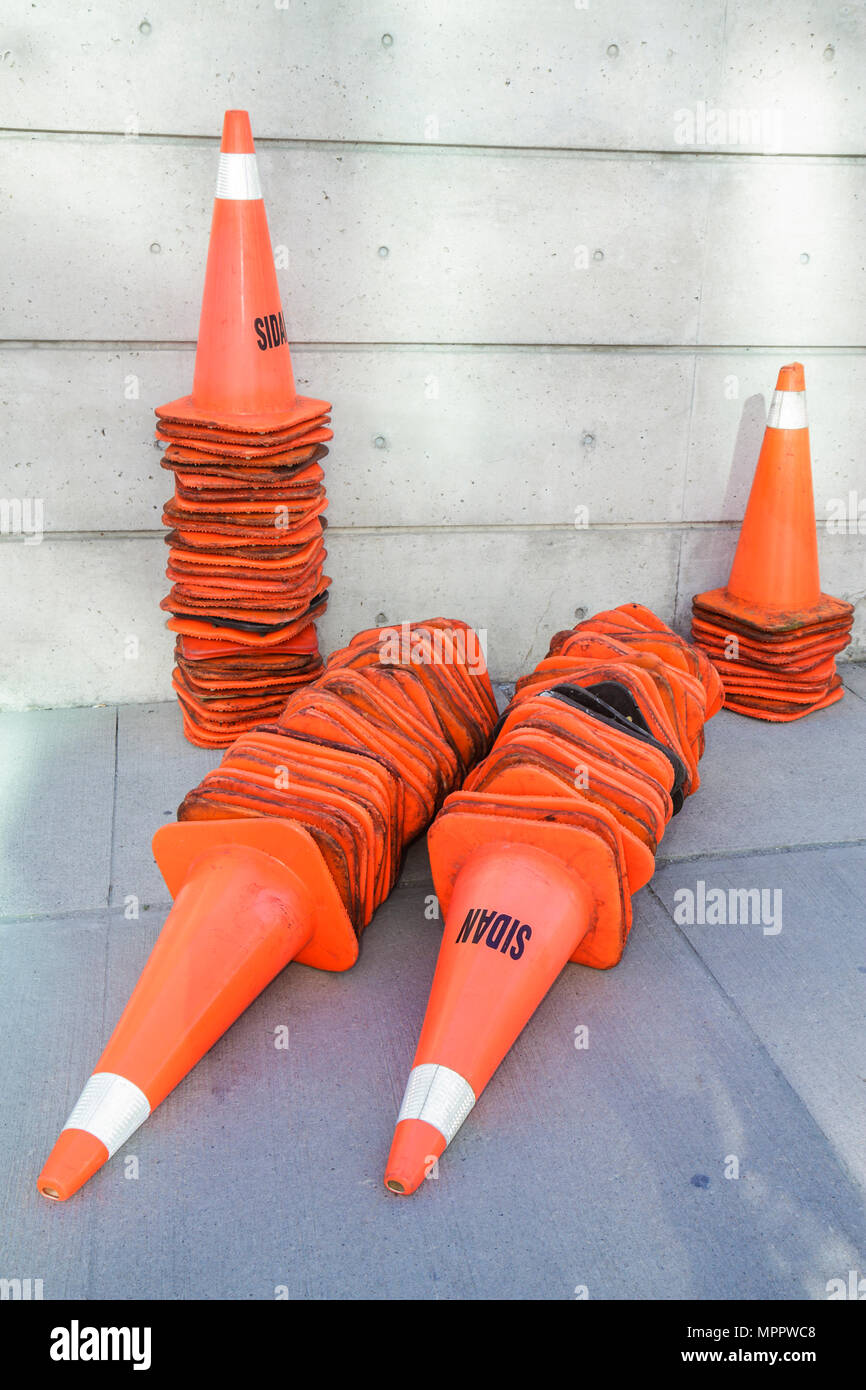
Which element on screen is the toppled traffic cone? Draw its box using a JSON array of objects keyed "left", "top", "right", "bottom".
[
  {"left": 37, "top": 621, "right": 496, "bottom": 1202},
  {"left": 691, "top": 364, "right": 853, "bottom": 721},
  {"left": 384, "top": 604, "right": 720, "bottom": 1195},
  {"left": 154, "top": 111, "right": 333, "bottom": 747}
]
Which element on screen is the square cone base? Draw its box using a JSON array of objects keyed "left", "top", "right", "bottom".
[
  {"left": 690, "top": 629, "right": 851, "bottom": 673},
  {"left": 692, "top": 587, "right": 853, "bottom": 635},
  {"left": 155, "top": 426, "right": 333, "bottom": 461},
  {"left": 722, "top": 680, "right": 845, "bottom": 721},
  {"left": 691, "top": 593, "right": 853, "bottom": 722},
  {"left": 155, "top": 417, "right": 331, "bottom": 449},
  {"left": 429, "top": 802, "right": 631, "bottom": 971},
  {"left": 155, "top": 392, "right": 331, "bottom": 437},
  {"left": 153, "top": 817, "right": 357, "bottom": 970}
]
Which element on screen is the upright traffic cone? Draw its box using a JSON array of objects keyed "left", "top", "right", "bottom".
[
  {"left": 385, "top": 605, "right": 719, "bottom": 1194},
  {"left": 156, "top": 109, "right": 327, "bottom": 434},
  {"left": 153, "top": 111, "right": 334, "bottom": 746},
  {"left": 692, "top": 364, "right": 853, "bottom": 720},
  {"left": 38, "top": 621, "right": 496, "bottom": 1201}
]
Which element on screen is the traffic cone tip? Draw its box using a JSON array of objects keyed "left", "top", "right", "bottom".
[
  {"left": 385, "top": 1066, "right": 474, "bottom": 1194},
  {"left": 776, "top": 362, "right": 805, "bottom": 392},
  {"left": 38, "top": 1073, "right": 150, "bottom": 1202},
  {"left": 216, "top": 111, "right": 261, "bottom": 201},
  {"left": 221, "top": 110, "right": 255, "bottom": 154},
  {"left": 384, "top": 1119, "right": 448, "bottom": 1196}
]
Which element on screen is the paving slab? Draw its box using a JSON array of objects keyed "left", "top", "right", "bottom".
[
  {"left": 0, "top": 913, "right": 108, "bottom": 1290},
  {"left": 652, "top": 843, "right": 866, "bottom": 1191},
  {"left": 110, "top": 703, "right": 221, "bottom": 908},
  {"left": 0, "top": 707, "right": 115, "bottom": 919},
  {"left": 4, "top": 885, "right": 865, "bottom": 1301},
  {"left": 841, "top": 661, "right": 866, "bottom": 703},
  {"left": 658, "top": 692, "right": 866, "bottom": 863},
  {"left": 397, "top": 836, "right": 432, "bottom": 888}
]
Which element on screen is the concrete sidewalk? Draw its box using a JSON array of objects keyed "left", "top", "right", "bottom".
[{"left": 1, "top": 670, "right": 865, "bottom": 1300}]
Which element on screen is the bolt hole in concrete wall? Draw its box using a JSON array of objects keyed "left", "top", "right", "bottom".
[{"left": 0, "top": 1, "right": 863, "bottom": 707}]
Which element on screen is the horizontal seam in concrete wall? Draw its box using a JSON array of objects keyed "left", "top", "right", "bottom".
[
  {"left": 4, "top": 341, "right": 866, "bottom": 354},
  {"left": 0, "top": 521, "right": 815, "bottom": 544},
  {"left": 1, "top": 127, "right": 864, "bottom": 166}
]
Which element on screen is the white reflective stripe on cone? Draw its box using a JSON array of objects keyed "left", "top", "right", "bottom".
[
  {"left": 767, "top": 390, "right": 808, "bottom": 430},
  {"left": 216, "top": 153, "right": 263, "bottom": 201},
  {"left": 396, "top": 1063, "right": 476, "bottom": 1144},
  {"left": 61, "top": 1073, "right": 151, "bottom": 1157}
]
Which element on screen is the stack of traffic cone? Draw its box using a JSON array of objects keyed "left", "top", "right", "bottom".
[
  {"left": 384, "top": 604, "right": 721, "bottom": 1195},
  {"left": 37, "top": 620, "right": 496, "bottom": 1202},
  {"left": 179, "top": 620, "right": 497, "bottom": 929},
  {"left": 691, "top": 364, "right": 854, "bottom": 721},
  {"left": 155, "top": 110, "right": 332, "bottom": 747}
]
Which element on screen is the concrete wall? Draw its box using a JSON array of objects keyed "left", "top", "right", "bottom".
[{"left": 1, "top": 1, "right": 864, "bottom": 707}]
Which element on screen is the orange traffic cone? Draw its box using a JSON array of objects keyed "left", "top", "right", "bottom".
[
  {"left": 38, "top": 620, "right": 497, "bottom": 1201},
  {"left": 156, "top": 109, "right": 327, "bottom": 434},
  {"left": 692, "top": 364, "right": 853, "bottom": 720},
  {"left": 384, "top": 840, "right": 596, "bottom": 1192},
  {"left": 694, "top": 364, "right": 848, "bottom": 631},
  {"left": 385, "top": 605, "right": 719, "bottom": 1194},
  {"left": 36, "top": 820, "right": 356, "bottom": 1203}
]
